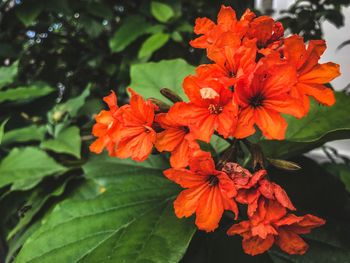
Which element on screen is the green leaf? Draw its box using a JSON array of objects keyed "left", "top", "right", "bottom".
[
  {"left": 261, "top": 92, "right": 350, "bottom": 159},
  {"left": 41, "top": 126, "right": 81, "bottom": 158},
  {"left": 138, "top": 33, "right": 170, "bottom": 59},
  {"left": 15, "top": 154, "right": 195, "bottom": 263},
  {"left": 171, "top": 31, "right": 183, "bottom": 42},
  {"left": 1, "top": 125, "right": 46, "bottom": 146},
  {"left": 83, "top": 153, "right": 169, "bottom": 186},
  {"left": 210, "top": 135, "right": 230, "bottom": 154},
  {"left": 109, "top": 15, "right": 153, "bottom": 53},
  {"left": 7, "top": 177, "right": 73, "bottom": 241},
  {"left": 0, "top": 147, "right": 67, "bottom": 190},
  {"left": 151, "top": 1, "right": 175, "bottom": 23},
  {"left": 0, "top": 118, "right": 9, "bottom": 145},
  {"left": 0, "top": 61, "right": 18, "bottom": 89},
  {"left": 0, "top": 84, "right": 54, "bottom": 103},
  {"left": 284, "top": 92, "right": 350, "bottom": 142},
  {"left": 15, "top": 0, "right": 44, "bottom": 26},
  {"left": 53, "top": 87, "right": 90, "bottom": 118},
  {"left": 130, "top": 59, "right": 195, "bottom": 102}
]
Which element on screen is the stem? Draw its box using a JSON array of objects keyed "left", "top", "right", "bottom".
[{"left": 217, "top": 138, "right": 238, "bottom": 169}]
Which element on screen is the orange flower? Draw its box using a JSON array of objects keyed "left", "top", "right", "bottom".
[
  {"left": 246, "top": 16, "right": 284, "bottom": 50},
  {"left": 179, "top": 76, "right": 238, "bottom": 142},
  {"left": 114, "top": 88, "right": 157, "bottom": 162},
  {"left": 233, "top": 58, "right": 304, "bottom": 140},
  {"left": 284, "top": 35, "right": 340, "bottom": 114},
  {"left": 227, "top": 199, "right": 325, "bottom": 255},
  {"left": 155, "top": 103, "right": 200, "bottom": 168},
  {"left": 164, "top": 151, "right": 238, "bottom": 232},
  {"left": 90, "top": 91, "right": 120, "bottom": 155},
  {"left": 196, "top": 38, "right": 257, "bottom": 88},
  {"left": 190, "top": 5, "right": 254, "bottom": 52},
  {"left": 223, "top": 163, "right": 295, "bottom": 216}
]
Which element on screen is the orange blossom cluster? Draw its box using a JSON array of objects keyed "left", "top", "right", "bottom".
[{"left": 90, "top": 5, "right": 340, "bottom": 256}]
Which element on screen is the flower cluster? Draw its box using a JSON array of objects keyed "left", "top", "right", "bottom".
[{"left": 90, "top": 5, "right": 339, "bottom": 256}]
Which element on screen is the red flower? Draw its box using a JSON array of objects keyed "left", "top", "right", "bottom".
[
  {"left": 223, "top": 163, "right": 295, "bottom": 217},
  {"left": 284, "top": 35, "right": 340, "bottom": 113},
  {"left": 233, "top": 57, "right": 304, "bottom": 139},
  {"left": 90, "top": 91, "right": 120, "bottom": 155},
  {"left": 227, "top": 199, "right": 325, "bottom": 255},
  {"left": 179, "top": 76, "right": 238, "bottom": 142},
  {"left": 190, "top": 6, "right": 254, "bottom": 53},
  {"left": 114, "top": 88, "right": 157, "bottom": 162},
  {"left": 246, "top": 16, "right": 284, "bottom": 49},
  {"left": 164, "top": 151, "right": 238, "bottom": 232},
  {"left": 197, "top": 38, "right": 257, "bottom": 88},
  {"left": 155, "top": 103, "right": 200, "bottom": 168}
]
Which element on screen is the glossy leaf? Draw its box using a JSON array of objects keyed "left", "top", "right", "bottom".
[
  {"left": 15, "top": 154, "right": 195, "bottom": 263},
  {"left": 285, "top": 92, "right": 350, "bottom": 142},
  {"left": 109, "top": 15, "right": 153, "bottom": 53},
  {"left": 130, "top": 59, "right": 195, "bottom": 102},
  {"left": 261, "top": 92, "right": 350, "bottom": 159},
  {"left": 151, "top": 1, "right": 175, "bottom": 23},
  {"left": 41, "top": 126, "right": 81, "bottom": 158},
  {"left": 0, "top": 147, "right": 67, "bottom": 190},
  {"left": 1, "top": 125, "right": 46, "bottom": 146},
  {"left": 0, "top": 84, "right": 54, "bottom": 103},
  {"left": 138, "top": 33, "right": 170, "bottom": 59},
  {"left": 7, "top": 177, "right": 73, "bottom": 240}
]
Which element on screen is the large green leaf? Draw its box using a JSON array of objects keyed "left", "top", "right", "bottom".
[
  {"left": 109, "top": 15, "right": 153, "bottom": 53},
  {"left": 151, "top": 1, "right": 175, "bottom": 23},
  {"left": 41, "top": 126, "right": 81, "bottom": 158},
  {"left": 0, "top": 84, "right": 54, "bottom": 103},
  {"left": 0, "top": 147, "right": 67, "bottom": 190},
  {"left": 7, "top": 177, "right": 73, "bottom": 240},
  {"left": 129, "top": 59, "right": 195, "bottom": 102},
  {"left": 0, "top": 61, "right": 18, "bottom": 89},
  {"left": 284, "top": 92, "right": 350, "bottom": 142},
  {"left": 261, "top": 92, "right": 350, "bottom": 159},
  {"left": 15, "top": 154, "right": 195, "bottom": 263},
  {"left": 138, "top": 33, "right": 170, "bottom": 59},
  {"left": 5, "top": 180, "right": 103, "bottom": 263},
  {"left": 1, "top": 125, "right": 46, "bottom": 146}
]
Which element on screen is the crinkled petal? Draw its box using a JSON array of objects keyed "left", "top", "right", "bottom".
[
  {"left": 275, "top": 228, "right": 308, "bottom": 255},
  {"left": 242, "top": 234, "right": 275, "bottom": 256}
]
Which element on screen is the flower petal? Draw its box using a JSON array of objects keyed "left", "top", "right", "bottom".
[
  {"left": 242, "top": 234, "right": 275, "bottom": 256},
  {"left": 275, "top": 228, "right": 308, "bottom": 255}
]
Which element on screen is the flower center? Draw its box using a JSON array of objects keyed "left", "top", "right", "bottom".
[
  {"left": 182, "top": 126, "right": 190, "bottom": 133},
  {"left": 208, "top": 104, "right": 223, "bottom": 114},
  {"left": 208, "top": 175, "right": 219, "bottom": 187},
  {"left": 249, "top": 93, "right": 265, "bottom": 108}
]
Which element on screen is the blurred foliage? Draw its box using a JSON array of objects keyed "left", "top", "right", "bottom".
[
  {"left": 279, "top": 0, "right": 350, "bottom": 40},
  {"left": 0, "top": 0, "right": 350, "bottom": 262}
]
